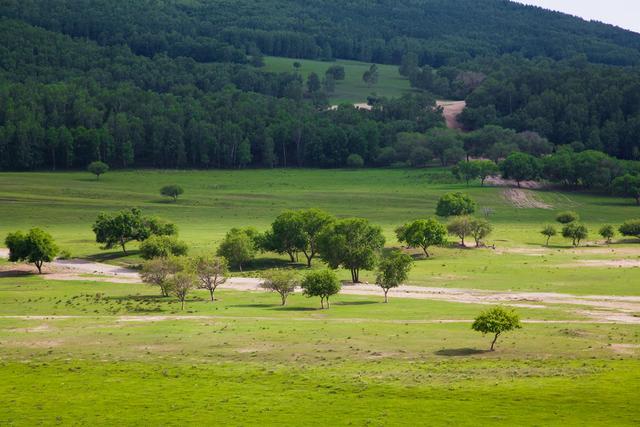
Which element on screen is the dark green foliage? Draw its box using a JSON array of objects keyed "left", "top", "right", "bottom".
[
  {"left": 346, "top": 154, "right": 364, "bottom": 168},
  {"left": 139, "top": 236, "right": 188, "bottom": 260},
  {"left": 301, "top": 269, "right": 341, "bottom": 309},
  {"left": 375, "top": 251, "right": 413, "bottom": 302},
  {"left": 87, "top": 161, "right": 109, "bottom": 180},
  {"left": 619, "top": 220, "right": 640, "bottom": 240},
  {"left": 500, "top": 153, "right": 542, "bottom": 187},
  {"left": 160, "top": 185, "right": 184, "bottom": 202},
  {"left": 472, "top": 307, "right": 522, "bottom": 351},
  {"left": 92, "top": 208, "right": 176, "bottom": 254},
  {"left": 540, "top": 225, "right": 557, "bottom": 246},
  {"left": 436, "top": 192, "right": 476, "bottom": 217},
  {"left": 317, "top": 218, "right": 385, "bottom": 283},
  {"left": 217, "top": 227, "right": 258, "bottom": 271},
  {"left": 395, "top": 219, "right": 447, "bottom": 257},
  {"left": 556, "top": 211, "right": 579, "bottom": 225},
  {"left": 562, "top": 223, "right": 588, "bottom": 246},
  {"left": 325, "top": 65, "right": 345, "bottom": 81},
  {"left": 258, "top": 211, "right": 306, "bottom": 263},
  {"left": 611, "top": 175, "right": 640, "bottom": 205},
  {"left": 4, "top": 228, "right": 59, "bottom": 273},
  {"left": 599, "top": 225, "right": 615, "bottom": 243},
  {"left": 446, "top": 216, "right": 473, "bottom": 246}
]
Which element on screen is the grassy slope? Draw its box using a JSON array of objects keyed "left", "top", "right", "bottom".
[
  {"left": 263, "top": 56, "right": 415, "bottom": 103},
  {"left": 2, "top": 169, "right": 640, "bottom": 295},
  {"left": 0, "top": 277, "right": 638, "bottom": 426}
]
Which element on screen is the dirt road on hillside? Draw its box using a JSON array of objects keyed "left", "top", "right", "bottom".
[{"left": 436, "top": 100, "right": 466, "bottom": 130}]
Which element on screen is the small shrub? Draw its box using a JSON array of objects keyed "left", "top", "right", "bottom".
[{"left": 140, "top": 235, "right": 188, "bottom": 260}]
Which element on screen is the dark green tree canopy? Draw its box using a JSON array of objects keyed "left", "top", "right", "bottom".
[
  {"left": 5, "top": 228, "right": 59, "bottom": 274},
  {"left": 436, "top": 192, "right": 476, "bottom": 217},
  {"left": 395, "top": 218, "right": 447, "bottom": 257},
  {"left": 472, "top": 306, "right": 522, "bottom": 351},
  {"left": 317, "top": 217, "right": 385, "bottom": 283}
]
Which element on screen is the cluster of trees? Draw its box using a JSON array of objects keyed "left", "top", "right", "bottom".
[
  {"left": 0, "top": 19, "right": 447, "bottom": 171},
  {"left": 92, "top": 208, "right": 179, "bottom": 255},
  {"left": 541, "top": 211, "right": 640, "bottom": 247},
  {"left": 460, "top": 57, "right": 640, "bottom": 160}
]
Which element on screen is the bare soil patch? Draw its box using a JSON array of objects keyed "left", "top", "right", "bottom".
[
  {"left": 502, "top": 188, "right": 552, "bottom": 209},
  {"left": 570, "top": 259, "right": 640, "bottom": 268},
  {"left": 436, "top": 100, "right": 466, "bottom": 130},
  {"left": 485, "top": 176, "right": 544, "bottom": 189}
]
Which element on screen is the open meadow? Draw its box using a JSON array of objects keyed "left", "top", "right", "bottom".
[
  {"left": 1, "top": 169, "right": 639, "bottom": 425},
  {"left": 263, "top": 56, "right": 415, "bottom": 104}
]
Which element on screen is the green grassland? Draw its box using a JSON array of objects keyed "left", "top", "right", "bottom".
[
  {"left": 263, "top": 56, "right": 414, "bottom": 103},
  {"left": 2, "top": 169, "right": 640, "bottom": 294},
  {"left": 1, "top": 169, "right": 640, "bottom": 425},
  {"left": 0, "top": 277, "right": 639, "bottom": 425}
]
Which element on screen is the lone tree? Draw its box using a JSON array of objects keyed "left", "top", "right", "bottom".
[
  {"left": 301, "top": 269, "right": 341, "bottom": 309},
  {"left": 472, "top": 306, "right": 522, "bottom": 351},
  {"left": 362, "top": 64, "right": 379, "bottom": 87},
  {"left": 562, "top": 223, "right": 588, "bottom": 246},
  {"left": 499, "top": 152, "right": 542, "bottom": 187},
  {"left": 192, "top": 255, "right": 228, "bottom": 301},
  {"left": 446, "top": 216, "right": 473, "bottom": 247},
  {"left": 217, "top": 227, "right": 258, "bottom": 271},
  {"left": 261, "top": 269, "right": 299, "bottom": 306},
  {"left": 140, "top": 256, "right": 184, "bottom": 297},
  {"left": 452, "top": 161, "right": 481, "bottom": 186},
  {"left": 395, "top": 218, "right": 447, "bottom": 257},
  {"left": 170, "top": 272, "right": 197, "bottom": 310},
  {"left": 599, "top": 225, "right": 615, "bottom": 244},
  {"left": 87, "top": 161, "right": 109, "bottom": 181},
  {"left": 436, "top": 192, "right": 476, "bottom": 217},
  {"left": 375, "top": 251, "right": 413, "bottom": 303},
  {"left": 139, "top": 235, "right": 188, "bottom": 260},
  {"left": 619, "top": 219, "right": 640, "bottom": 240},
  {"left": 540, "top": 225, "right": 557, "bottom": 246},
  {"left": 92, "top": 208, "right": 176, "bottom": 255},
  {"left": 326, "top": 65, "right": 346, "bottom": 81},
  {"left": 476, "top": 160, "right": 500, "bottom": 186},
  {"left": 556, "top": 211, "right": 579, "bottom": 225},
  {"left": 317, "top": 217, "right": 385, "bottom": 283},
  {"left": 5, "top": 228, "right": 59, "bottom": 274},
  {"left": 611, "top": 174, "right": 640, "bottom": 205},
  {"left": 469, "top": 218, "right": 493, "bottom": 247},
  {"left": 160, "top": 184, "right": 184, "bottom": 202}
]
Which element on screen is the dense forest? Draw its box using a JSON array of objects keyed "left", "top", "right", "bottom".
[
  {"left": 1, "top": 0, "right": 640, "bottom": 171},
  {"left": 3, "top": 0, "right": 640, "bottom": 67}
]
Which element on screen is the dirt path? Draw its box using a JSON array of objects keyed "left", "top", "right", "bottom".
[
  {"left": 2, "top": 251, "right": 640, "bottom": 324},
  {"left": 436, "top": 100, "right": 466, "bottom": 130},
  {"left": 0, "top": 315, "right": 630, "bottom": 325},
  {"left": 502, "top": 188, "right": 552, "bottom": 209}
]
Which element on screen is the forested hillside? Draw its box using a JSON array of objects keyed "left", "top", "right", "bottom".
[
  {"left": 3, "top": 0, "right": 640, "bottom": 66},
  {"left": 1, "top": 0, "right": 640, "bottom": 171}
]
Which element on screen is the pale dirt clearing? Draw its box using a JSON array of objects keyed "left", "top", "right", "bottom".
[
  {"left": 502, "top": 188, "right": 552, "bottom": 209},
  {"left": 570, "top": 259, "right": 640, "bottom": 268},
  {"left": 436, "top": 100, "right": 466, "bottom": 130},
  {"left": 3, "top": 252, "right": 640, "bottom": 323},
  {"left": 0, "top": 314, "right": 628, "bottom": 325}
]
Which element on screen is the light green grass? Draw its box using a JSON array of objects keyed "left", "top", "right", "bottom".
[
  {"left": 263, "top": 56, "right": 415, "bottom": 103},
  {"left": 0, "top": 277, "right": 639, "bottom": 426},
  {"left": 2, "top": 169, "right": 640, "bottom": 295}
]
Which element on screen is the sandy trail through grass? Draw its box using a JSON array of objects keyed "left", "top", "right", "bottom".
[
  {"left": 2, "top": 252, "right": 640, "bottom": 323},
  {"left": 436, "top": 100, "right": 466, "bottom": 130}
]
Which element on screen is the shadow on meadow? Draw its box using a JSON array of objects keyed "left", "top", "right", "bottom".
[{"left": 434, "top": 348, "right": 489, "bottom": 357}]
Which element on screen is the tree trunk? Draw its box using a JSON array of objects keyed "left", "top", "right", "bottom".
[
  {"left": 238, "top": 263, "right": 243, "bottom": 272},
  {"left": 121, "top": 241, "right": 127, "bottom": 255},
  {"left": 280, "top": 293, "right": 287, "bottom": 306},
  {"left": 384, "top": 289, "right": 389, "bottom": 303},
  {"left": 546, "top": 236, "right": 550, "bottom": 246},
  {"left": 325, "top": 297, "right": 330, "bottom": 309},
  {"left": 288, "top": 252, "right": 295, "bottom": 263},
  {"left": 209, "top": 289, "right": 215, "bottom": 302},
  {"left": 422, "top": 247, "right": 430, "bottom": 258},
  {"left": 320, "top": 297, "right": 324, "bottom": 309},
  {"left": 490, "top": 332, "right": 500, "bottom": 351},
  {"left": 181, "top": 299, "right": 185, "bottom": 310},
  {"left": 35, "top": 261, "right": 43, "bottom": 274}
]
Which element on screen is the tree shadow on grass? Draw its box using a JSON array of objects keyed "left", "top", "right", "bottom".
[
  {"left": 272, "top": 306, "right": 317, "bottom": 312},
  {"left": 229, "top": 303, "right": 278, "bottom": 309},
  {"left": 435, "top": 348, "right": 489, "bottom": 357},
  {"left": 0, "top": 270, "right": 35, "bottom": 278},
  {"left": 333, "top": 301, "right": 378, "bottom": 306},
  {"left": 106, "top": 295, "right": 168, "bottom": 302},
  {"left": 85, "top": 251, "right": 140, "bottom": 263}
]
